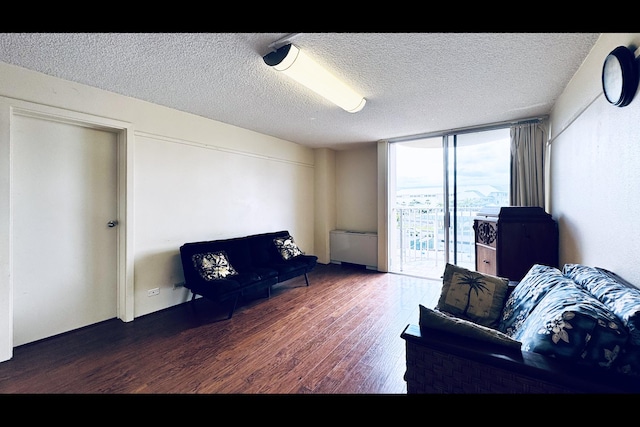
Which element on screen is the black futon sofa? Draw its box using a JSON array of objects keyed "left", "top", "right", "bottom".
[{"left": 180, "top": 230, "right": 317, "bottom": 319}]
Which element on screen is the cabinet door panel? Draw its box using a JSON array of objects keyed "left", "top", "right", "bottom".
[{"left": 476, "top": 245, "right": 496, "bottom": 275}]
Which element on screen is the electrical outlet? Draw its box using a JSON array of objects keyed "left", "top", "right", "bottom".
[{"left": 147, "top": 288, "right": 160, "bottom": 297}]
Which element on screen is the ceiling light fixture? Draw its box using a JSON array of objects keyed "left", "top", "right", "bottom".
[{"left": 263, "top": 43, "right": 366, "bottom": 113}]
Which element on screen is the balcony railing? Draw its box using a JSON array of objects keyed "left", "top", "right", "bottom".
[{"left": 391, "top": 206, "right": 479, "bottom": 279}]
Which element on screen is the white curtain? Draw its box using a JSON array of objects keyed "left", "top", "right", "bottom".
[{"left": 510, "top": 122, "right": 546, "bottom": 208}]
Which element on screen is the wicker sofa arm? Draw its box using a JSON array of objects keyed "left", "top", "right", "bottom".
[{"left": 401, "top": 324, "right": 640, "bottom": 394}]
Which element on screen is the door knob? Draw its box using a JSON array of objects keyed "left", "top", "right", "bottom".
[{"left": 107, "top": 220, "right": 119, "bottom": 228}]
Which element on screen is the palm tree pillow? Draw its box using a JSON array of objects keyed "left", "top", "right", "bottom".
[{"left": 436, "top": 263, "right": 510, "bottom": 329}]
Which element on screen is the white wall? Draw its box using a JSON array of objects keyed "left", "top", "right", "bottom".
[
  {"left": 313, "top": 148, "right": 337, "bottom": 265},
  {"left": 549, "top": 33, "right": 640, "bottom": 283},
  {"left": 335, "top": 144, "right": 378, "bottom": 233},
  {"left": 0, "top": 62, "right": 318, "bottom": 361},
  {"left": 132, "top": 133, "right": 315, "bottom": 316}
]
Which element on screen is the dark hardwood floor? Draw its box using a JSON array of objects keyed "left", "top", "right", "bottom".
[{"left": 0, "top": 263, "right": 442, "bottom": 394}]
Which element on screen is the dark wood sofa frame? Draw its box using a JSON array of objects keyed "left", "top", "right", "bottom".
[{"left": 401, "top": 324, "right": 640, "bottom": 393}]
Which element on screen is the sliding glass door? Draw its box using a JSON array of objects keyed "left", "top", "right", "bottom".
[{"left": 388, "top": 127, "right": 510, "bottom": 279}]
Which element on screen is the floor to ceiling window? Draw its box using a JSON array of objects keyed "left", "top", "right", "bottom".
[{"left": 387, "top": 127, "right": 510, "bottom": 279}]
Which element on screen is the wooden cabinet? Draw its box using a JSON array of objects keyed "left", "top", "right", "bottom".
[{"left": 473, "top": 206, "right": 558, "bottom": 281}]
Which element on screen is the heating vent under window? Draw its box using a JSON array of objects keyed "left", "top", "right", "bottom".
[{"left": 330, "top": 230, "right": 377, "bottom": 269}]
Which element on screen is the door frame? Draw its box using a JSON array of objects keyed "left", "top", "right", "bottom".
[
  {"left": 0, "top": 98, "right": 134, "bottom": 361},
  {"left": 385, "top": 127, "right": 512, "bottom": 279}
]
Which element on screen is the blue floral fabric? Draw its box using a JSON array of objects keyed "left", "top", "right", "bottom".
[
  {"left": 510, "top": 282, "right": 628, "bottom": 369},
  {"left": 563, "top": 264, "right": 640, "bottom": 345},
  {"left": 616, "top": 344, "right": 640, "bottom": 377},
  {"left": 499, "top": 264, "right": 568, "bottom": 336},
  {"left": 563, "top": 264, "right": 640, "bottom": 376}
]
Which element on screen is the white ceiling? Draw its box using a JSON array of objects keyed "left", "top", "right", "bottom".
[{"left": 0, "top": 32, "right": 601, "bottom": 150}]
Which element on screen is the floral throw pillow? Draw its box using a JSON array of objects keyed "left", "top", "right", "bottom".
[
  {"left": 499, "top": 264, "right": 568, "bottom": 336},
  {"left": 563, "top": 264, "right": 640, "bottom": 376},
  {"left": 436, "top": 263, "right": 510, "bottom": 328},
  {"left": 563, "top": 264, "right": 640, "bottom": 345},
  {"left": 192, "top": 251, "right": 239, "bottom": 281},
  {"left": 510, "top": 282, "right": 628, "bottom": 369},
  {"left": 273, "top": 235, "right": 303, "bottom": 260}
]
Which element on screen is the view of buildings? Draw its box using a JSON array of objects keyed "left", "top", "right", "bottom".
[{"left": 389, "top": 130, "right": 510, "bottom": 279}]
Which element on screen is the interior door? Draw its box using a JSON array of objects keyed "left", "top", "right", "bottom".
[{"left": 12, "top": 114, "right": 118, "bottom": 346}]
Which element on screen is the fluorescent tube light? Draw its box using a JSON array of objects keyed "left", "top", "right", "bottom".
[{"left": 263, "top": 44, "right": 366, "bottom": 113}]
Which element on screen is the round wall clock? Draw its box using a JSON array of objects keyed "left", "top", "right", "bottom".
[{"left": 602, "top": 45, "right": 639, "bottom": 107}]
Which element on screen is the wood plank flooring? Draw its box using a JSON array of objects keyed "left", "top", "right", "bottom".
[{"left": 0, "top": 263, "right": 442, "bottom": 394}]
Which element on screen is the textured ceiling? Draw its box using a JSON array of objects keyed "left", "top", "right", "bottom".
[{"left": 0, "top": 33, "right": 601, "bottom": 150}]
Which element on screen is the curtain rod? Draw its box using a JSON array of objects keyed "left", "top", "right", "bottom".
[{"left": 385, "top": 116, "right": 547, "bottom": 144}]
